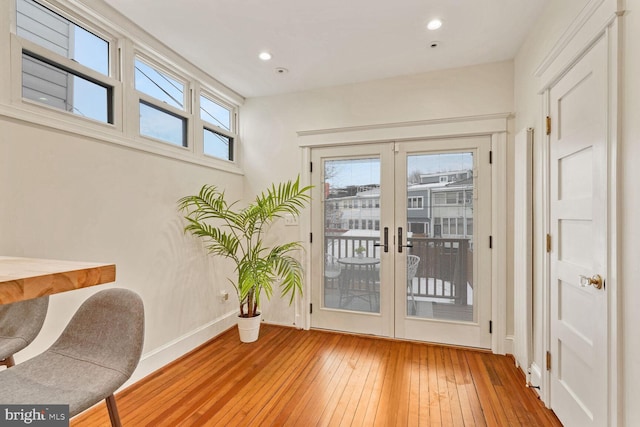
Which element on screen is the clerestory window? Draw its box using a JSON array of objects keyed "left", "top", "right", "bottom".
[{"left": 16, "top": 0, "right": 115, "bottom": 124}]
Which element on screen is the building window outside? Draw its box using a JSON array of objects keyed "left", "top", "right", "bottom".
[
  {"left": 408, "top": 196, "right": 424, "bottom": 209},
  {"left": 446, "top": 192, "right": 459, "bottom": 204}
]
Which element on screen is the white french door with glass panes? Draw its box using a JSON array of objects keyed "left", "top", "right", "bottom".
[{"left": 310, "top": 137, "right": 492, "bottom": 348}]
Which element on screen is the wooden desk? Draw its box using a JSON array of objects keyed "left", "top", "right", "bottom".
[{"left": 0, "top": 257, "right": 116, "bottom": 304}]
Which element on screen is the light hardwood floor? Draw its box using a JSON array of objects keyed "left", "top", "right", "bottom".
[{"left": 72, "top": 324, "right": 561, "bottom": 426}]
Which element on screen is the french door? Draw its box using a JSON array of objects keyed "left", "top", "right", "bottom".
[{"left": 310, "top": 137, "right": 492, "bottom": 348}]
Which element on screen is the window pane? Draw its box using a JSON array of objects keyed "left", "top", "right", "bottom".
[
  {"left": 135, "top": 59, "right": 184, "bottom": 109},
  {"left": 406, "top": 152, "right": 474, "bottom": 319},
  {"left": 22, "top": 53, "right": 109, "bottom": 123},
  {"left": 139, "top": 101, "right": 186, "bottom": 146},
  {"left": 200, "top": 95, "right": 231, "bottom": 131},
  {"left": 203, "top": 128, "right": 233, "bottom": 161},
  {"left": 17, "top": 0, "right": 108, "bottom": 75}
]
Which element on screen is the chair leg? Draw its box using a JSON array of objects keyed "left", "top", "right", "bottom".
[
  {"left": 105, "top": 394, "right": 122, "bottom": 427},
  {"left": 0, "top": 356, "right": 15, "bottom": 368}
]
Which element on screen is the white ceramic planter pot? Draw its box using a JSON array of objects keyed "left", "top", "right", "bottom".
[{"left": 237, "top": 313, "right": 262, "bottom": 343}]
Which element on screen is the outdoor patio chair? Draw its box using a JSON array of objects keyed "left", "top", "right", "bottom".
[{"left": 407, "top": 255, "right": 420, "bottom": 315}]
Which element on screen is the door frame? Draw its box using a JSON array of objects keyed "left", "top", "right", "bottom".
[
  {"left": 297, "top": 113, "right": 510, "bottom": 354},
  {"left": 534, "top": 7, "right": 621, "bottom": 424}
]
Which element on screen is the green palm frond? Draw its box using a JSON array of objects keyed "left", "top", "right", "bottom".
[{"left": 179, "top": 175, "right": 312, "bottom": 318}]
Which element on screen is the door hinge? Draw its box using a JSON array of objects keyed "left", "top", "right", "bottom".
[
  {"left": 310, "top": 232, "right": 313, "bottom": 243},
  {"left": 546, "top": 234, "right": 551, "bottom": 253},
  {"left": 489, "top": 235, "right": 493, "bottom": 249},
  {"left": 310, "top": 303, "right": 313, "bottom": 314},
  {"left": 489, "top": 320, "right": 493, "bottom": 334},
  {"left": 546, "top": 351, "right": 551, "bottom": 371},
  {"left": 546, "top": 116, "right": 551, "bottom": 135},
  {"left": 310, "top": 162, "right": 313, "bottom": 173},
  {"left": 489, "top": 150, "right": 493, "bottom": 164}
]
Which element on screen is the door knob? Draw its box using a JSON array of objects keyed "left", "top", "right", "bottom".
[{"left": 579, "top": 274, "right": 604, "bottom": 290}]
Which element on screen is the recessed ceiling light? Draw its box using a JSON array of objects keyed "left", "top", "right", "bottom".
[
  {"left": 275, "top": 67, "right": 288, "bottom": 74},
  {"left": 427, "top": 19, "right": 442, "bottom": 30},
  {"left": 259, "top": 52, "right": 272, "bottom": 61}
]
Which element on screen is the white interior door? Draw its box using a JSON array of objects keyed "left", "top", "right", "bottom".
[
  {"left": 548, "top": 35, "right": 608, "bottom": 427},
  {"left": 310, "top": 137, "right": 493, "bottom": 349}
]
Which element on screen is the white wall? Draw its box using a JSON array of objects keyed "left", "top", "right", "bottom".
[
  {"left": 513, "top": 0, "right": 595, "bottom": 388},
  {"left": 0, "top": 118, "right": 243, "bottom": 382},
  {"left": 240, "top": 61, "right": 515, "bottom": 326}
]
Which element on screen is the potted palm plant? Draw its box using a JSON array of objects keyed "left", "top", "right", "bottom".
[{"left": 178, "top": 176, "right": 311, "bottom": 343}]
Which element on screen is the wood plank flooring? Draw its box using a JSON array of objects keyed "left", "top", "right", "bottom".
[{"left": 71, "top": 324, "right": 561, "bottom": 426}]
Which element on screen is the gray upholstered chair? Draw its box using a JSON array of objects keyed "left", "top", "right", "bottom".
[
  {"left": 0, "top": 296, "right": 49, "bottom": 368},
  {"left": 0, "top": 288, "right": 144, "bottom": 427}
]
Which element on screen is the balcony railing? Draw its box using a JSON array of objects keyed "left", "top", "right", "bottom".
[{"left": 325, "top": 233, "right": 472, "bottom": 304}]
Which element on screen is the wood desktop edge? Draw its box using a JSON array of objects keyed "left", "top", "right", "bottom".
[{"left": 0, "top": 263, "right": 116, "bottom": 304}]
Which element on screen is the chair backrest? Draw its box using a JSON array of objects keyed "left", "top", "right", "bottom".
[
  {"left": 50, "top": 288, "right": 144, "bottom": 378},
  {"left": 325, "top": 254, "right": 341, "bottom": 278},
  {"left": 407, "top": 255, "right": 420, "bottom": 280},
  {"left": 0, "top": 296, "right": 49, "bottom": 360}
]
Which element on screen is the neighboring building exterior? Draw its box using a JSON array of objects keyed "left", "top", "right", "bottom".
[{"left": 326, "top": 170, "right": 473, "bottom": 239}]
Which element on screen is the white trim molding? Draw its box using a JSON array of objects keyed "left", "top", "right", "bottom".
[{"left": 297, "top": 113, "right": 511, "bottom": 147}]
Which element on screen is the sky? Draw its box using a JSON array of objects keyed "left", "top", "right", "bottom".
[{"left": 327, "top": 152, "right": 474, "bottom": 188}]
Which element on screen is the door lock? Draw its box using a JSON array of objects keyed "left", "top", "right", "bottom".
[{"left": 579, "top": 274, "right": 604, "bottom": 290}]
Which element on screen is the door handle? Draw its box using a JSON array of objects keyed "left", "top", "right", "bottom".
[
  {"left": 374, "top": 227, "right": 389, "bottom": 253},
  {"left": 579, "top": 274, "right": 604, "bottom": 290},
  {"left": 397, "top": 227, "right": 413, "bottom": 253}
]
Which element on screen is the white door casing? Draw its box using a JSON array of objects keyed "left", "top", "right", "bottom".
[{"left": 548, "top": 34, "right": 608, "bottom": 427}]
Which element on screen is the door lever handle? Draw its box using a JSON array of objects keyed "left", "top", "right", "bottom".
[
  {"left": 398, "top": 227, "right": 413, "bottom": 253},
  {"left": 374, "top": 227, "right": 389, "bottom": 253}
]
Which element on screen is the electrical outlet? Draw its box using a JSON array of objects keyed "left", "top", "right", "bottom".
[
  {"left": 219, "top": 290, "right": 229, "bottom": 302},
  {"left": 284, "top": 214, "right": 298, "bottom": 226}
]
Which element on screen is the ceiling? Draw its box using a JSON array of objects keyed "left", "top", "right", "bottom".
[{"left": 101, "top": 0, "right": 549, "bottom": 99}]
